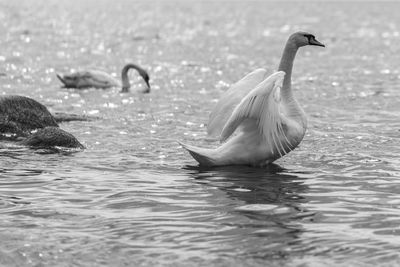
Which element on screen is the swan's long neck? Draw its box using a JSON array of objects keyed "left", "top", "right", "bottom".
[
  {"left": 277, "top": 41, "right": 298, "bottom": 102},
  {"left": 121, "top": 64, "right": 137, "bottom": 92},
  {"left": 277, "top": 40, "right": 307, "bottom": 130},
  {"left": 121, "top": 64, "right": 149, "bottom": 93}
]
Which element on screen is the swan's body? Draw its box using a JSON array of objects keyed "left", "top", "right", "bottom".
[
  {"left": 0, "top": 95, "right": 84, "bottom": 148},
  {"left": 58, "top": 70, "right": 120, "bottom": 89},
  {"left": 57, "top": 63, "right": 151, "bottom": 93},
  {"left": 181, "top": 32, "right": 325, "bottom": 167}
]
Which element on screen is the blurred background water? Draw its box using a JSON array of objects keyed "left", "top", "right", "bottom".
[{"left": 0, "top": 0, "right": 400, "bottom": 266}]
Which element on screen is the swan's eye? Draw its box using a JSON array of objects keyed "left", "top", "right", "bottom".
[{"left": 305, "top": 34, "right": 316, "bottom": 42}]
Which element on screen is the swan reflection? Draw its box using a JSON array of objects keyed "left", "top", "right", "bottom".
[{"left": 184, "top": 164, "right": 314, "bottom": 258}]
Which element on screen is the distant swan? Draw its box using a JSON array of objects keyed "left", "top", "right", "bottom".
[
  {"left": 56, "top": 63, "right": 151, "bottom": 93},
  {"left": 0, "top": 95, "right": 84, "bottom": 148},
  {"left": 180, "top": 31, "right": 325, "bottom": 167}
]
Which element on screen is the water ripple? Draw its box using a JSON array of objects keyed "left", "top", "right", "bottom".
[{"left": 1, "top": 1, "right": 400, "bottom": 266}]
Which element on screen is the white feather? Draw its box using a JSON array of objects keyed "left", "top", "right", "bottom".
[
  {"left": 180, "top": 70, "right": 307, "bottom": 167},
  {"left": 207, "top": 68, "right": 268, "bottom": 137},
  {"left": 74, "top": 70, "right": 120, "bottom": 88},
  {"left": 181, "top": 31, "right": 324, "bottom": 167},
  {"left": 220, "top": 71, "right": 291, "bottom": 157}
]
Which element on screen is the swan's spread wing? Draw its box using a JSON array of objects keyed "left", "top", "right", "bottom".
[
  {"left": 207, "top": 68, "right": 268, "bottom": 137},
  {"left": 220, "top": 71, "right": 291, "bottom": 157}
]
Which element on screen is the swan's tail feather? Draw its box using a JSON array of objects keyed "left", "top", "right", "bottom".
[
  {"left": 179, "top": 142, "right": 217, "bottom": 166},
  {"left": 56, "top": 73, "right": 68, "bottom": 87},
  {"left": 56, "top": 73, "right": 65, "bottom": 83}
]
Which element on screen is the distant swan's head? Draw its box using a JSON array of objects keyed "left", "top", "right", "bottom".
[
  {"left": 121, "top": 63, "right": 151, "bottom": 93},
  {"left": 290, "top": 31, "right": 325, "bottom": 48},
  {"left": 137, "top": 69, "right": 151, "bottom": 92}
]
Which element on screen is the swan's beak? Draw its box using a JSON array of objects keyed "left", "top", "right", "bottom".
[{"left": 309, "top": 38, "right": 325, "bottom": 47}]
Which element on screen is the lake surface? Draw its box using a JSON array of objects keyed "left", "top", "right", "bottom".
[{"left": 1, "top": 0, "right": 400, "bottom": 266}]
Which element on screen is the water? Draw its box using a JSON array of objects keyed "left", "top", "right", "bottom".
[{"left": 1, "top": 0, "right": 400, "bottom": 266}]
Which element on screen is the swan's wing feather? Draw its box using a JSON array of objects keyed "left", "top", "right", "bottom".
[
  {"left": 80, "top": 70, "right": 119, "bottom": 88},
  {"left": 207, "top": 68, "right": 268, "bottom": 137},
  {"left": 220, "top": 71, "right": 290, "bottom": 156}
]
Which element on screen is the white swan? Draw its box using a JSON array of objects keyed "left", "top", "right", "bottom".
[
  {"left": 56, "top": 63, "right": 150, "bottom": 93},
  {"left": 180, "top": 31, "right": 325, "bottom": 167}
]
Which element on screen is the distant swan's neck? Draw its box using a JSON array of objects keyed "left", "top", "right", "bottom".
[
  {"left": 277, "top": 41, "right": 298, "bottom": 101},
  {"left": 120, "top": 64, "right": 149, "bottom": 93},
  {"left": 121, "top": 64, "right": 137, "bottom": 92}
]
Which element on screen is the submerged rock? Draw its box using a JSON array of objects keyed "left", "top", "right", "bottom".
[
  {"left": 0, "top": 95, "right": 58, "bottom": 135},
  {"left": 0, "top": 95, "right": 85, "bottom": 149},
  {"left": 20, "top": 126, "right": 84, "bottom": 149}
]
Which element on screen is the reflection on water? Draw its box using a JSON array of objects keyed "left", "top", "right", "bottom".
[
  {"left": 187, "top": 164, "right": 307, "bottom": 208},
  {"left": 0, "top": 0, "right": 400, "bottom": 266},
  {"left": 185, "top": 164, "right": 313, "bottom": 259}
]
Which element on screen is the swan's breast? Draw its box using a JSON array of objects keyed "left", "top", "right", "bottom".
[{"left": 281, "top": 114, "right": 307, "bottom": 149}]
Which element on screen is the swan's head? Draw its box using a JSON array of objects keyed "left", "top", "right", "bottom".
[
  {"left": 121, "top": 64, "right": 151, "bottom": 93},
  {"left": 139, "top": 71, "right": 151, "bottom": 93},
  {"left": 290, "top": 32, "right": 325, "bottom": 48}
]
